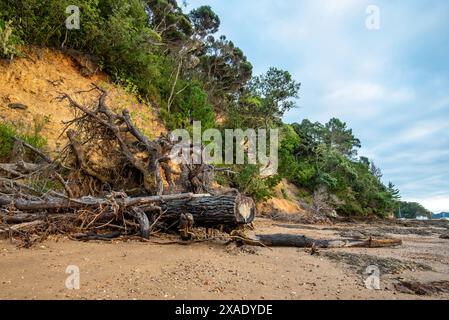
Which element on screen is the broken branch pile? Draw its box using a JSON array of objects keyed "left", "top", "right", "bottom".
[{"left": 0, "top": 86, "right": 255, "bottom": 246}]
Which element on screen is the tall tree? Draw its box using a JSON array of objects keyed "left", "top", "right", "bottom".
[
  {"left": 144, "top": 0, "right": 192, "bottom": 46},
  {"left": 189, "top": 5, "right": 220, "bottom": 39},
  {"left": 249, "top": 68, "right": 301, "bottom": 126},
  {"left": 197, "top": 35, "right": 253, "bottom": 111},
  {"left": 234, "top": 68, "right": 301, "bottom": 129},
  {"left": 323, "top": 118, "right": 361, "bottom": 157}
]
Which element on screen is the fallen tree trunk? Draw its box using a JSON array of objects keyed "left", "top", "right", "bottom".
[
  {"left": 254, "top": 234, "right": 347, "bottom": 248},
  {"left": 161, "top": 194, "right": 256, "bottom": 229},
  {"left": 1, "top": 192, "right": 256, "bottom": 238},
  {"left": 0, "top": 213, "right": 43, "bottom": 223},
  {"left": 0, "top": 193, "right": 210, "bottom": 212},
  {"left": 252, "top": 234, "right": 402, "bottom": 248}
]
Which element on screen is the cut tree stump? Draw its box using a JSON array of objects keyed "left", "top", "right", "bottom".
[{"left": 161, "top": 194, "right": 256, "bottom": 229}]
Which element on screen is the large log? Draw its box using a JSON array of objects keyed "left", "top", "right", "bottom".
[
  {"left": 252, "top": 234, "right": 402, "bottom": 248},
  {"left": 161, "top": 194, "right": 256, "bottom": 229},
  {"left": 0, "top": 193, "right": 210, "bottom": 212}
]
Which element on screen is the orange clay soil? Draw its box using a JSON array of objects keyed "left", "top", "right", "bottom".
[{"left": 0, "top": 47, "right": 166, "bottom": 154}]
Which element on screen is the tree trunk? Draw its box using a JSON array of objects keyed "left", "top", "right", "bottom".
[
  {"left": 253, "top": 234, "right": 402, "bottom": 248},
  {"left": 161, "top": 194, "right": 256, "bottom": 229},
  {"left": 255, "top": 234, "right": 346, "bottom": 248},
  {"left": 0, "top": 193, "right": 209, "bottom": 212}
]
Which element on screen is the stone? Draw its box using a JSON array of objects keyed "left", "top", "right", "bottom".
[{"left": 8, "top": 103, "right": 28, "bottom": 110}]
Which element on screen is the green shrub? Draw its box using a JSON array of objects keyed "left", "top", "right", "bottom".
[
  {"left": 280, "top": 188, "right": 290, "bottom": 200},
  {"left": 233, "top": 164, "right": 276, "bottom": 202},
  {"left": 21, "top": 132, "right": 47, "bottom": 151},
  {"left": 0, "top": 19, "right": 21, "bottom": 59},
  {"left": 0, "top": 117, "right": 48, "bottom": 159},
  {"left": 0, "top": 122, "right": 17, "bottom": 158},
  {"left": 21, "top": 115, "right": 49, "bottom": 151},
  {"left": 162, "top": 84, "right": 216, "bottom": 131},
  {"left": 338, "top": 201, "right": 367, "bottom": 217},
  {"left": 297, "top": 189, "right": 313, "bottom": 206}
]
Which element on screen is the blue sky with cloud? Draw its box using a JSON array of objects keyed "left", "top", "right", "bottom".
[{"left": 186, "top": 0, "right": 449, "bottom": 212}]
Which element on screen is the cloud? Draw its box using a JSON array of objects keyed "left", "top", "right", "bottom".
[
  {"left": 323, "top": 82, "right": 414, "bottom": 103},
  {"left": 381, "top": 149, "right": 449, "bottom": 166},
  {"left": 368, "top": 120, "right": 449, "bottom": 158},
  {"left": 432, "top": 95, "right": 449, "bottom": 111},
  {"left": 398, "top": 121, "right": 449, "bottom": 141},
  {"left": 325, "top": 83, "right": 385, "bottom": 102}
]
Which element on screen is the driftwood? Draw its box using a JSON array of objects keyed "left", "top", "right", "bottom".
[
  {"left": 70, "top": 231, "right": 122, "bottom": 241},
  {"left": 130, "top": 207, "right": 151, "bottom": 239},
  {"left": 235, "top": 233, "right": 403, "bottom": 249},
  {"left": 0, "top": 212, "right": 45, "bottom": 223}
]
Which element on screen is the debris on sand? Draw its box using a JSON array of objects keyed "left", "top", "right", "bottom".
[
  {"left": 333, "top": 220, "right": 449, "bottom": 239},
  {"left": 340, "top": 227, "right": 432, "bottom": 238},
  {"left": 322, "top": 251, "right": 432, "bottom": 274},
  {"left": 263, "top": 211, "right": 331, "bottom": 225},
  {"left": 439, "top": 232, "right": 449, "bottom": 240},
  {"left": 225, "top": 242, "right": 261, "bottom": 255},
  {"left": 339, "top": 230, "right": 383, "bottom": 239},
  {"left": 394, "top": 280, "right": 449, "bottom": 296}
]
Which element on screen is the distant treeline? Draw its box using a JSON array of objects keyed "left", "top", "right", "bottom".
[{"left": 395, "top": 202, "right": 432, "bottom": 219}]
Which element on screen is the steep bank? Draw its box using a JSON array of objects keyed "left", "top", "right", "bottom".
[{"left": 0, "top": 47, "right": 166, "bottom": 153}]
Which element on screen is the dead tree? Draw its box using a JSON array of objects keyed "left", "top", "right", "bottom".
[
  {"left": 0, "top": 85, "right": 259, "bottom": 245},
  {"left": 55, "top": 85, "right": 217, "bottom": 198},
  {"left": 235, "top": 233, "right": 402, "bottom": 249}
]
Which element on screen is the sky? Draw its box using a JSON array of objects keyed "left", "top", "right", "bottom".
[{"left": 186, "top": 0, "right": 449, "bottom": 213}]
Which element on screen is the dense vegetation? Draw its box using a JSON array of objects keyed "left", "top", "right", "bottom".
[
  {"left": 0, "top": 0, "right": 402, "bottom": 217},
  {"left": 0, "top": 117, "right": 48, "bottom": 160},
  {"left": 395, "top": 202, "right": 432, "bottom": 219}
]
